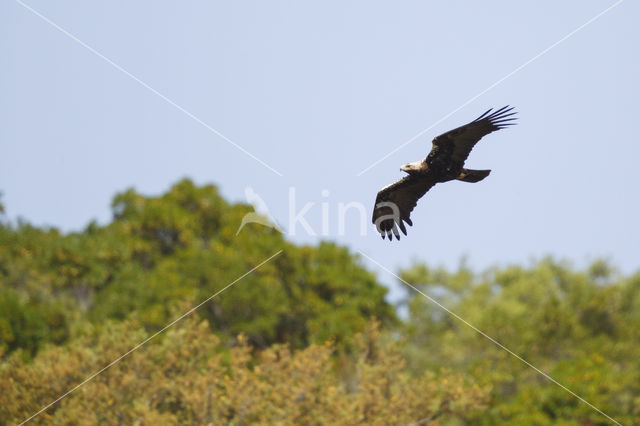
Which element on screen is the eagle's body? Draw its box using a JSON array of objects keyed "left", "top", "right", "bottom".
[{"left": 372, "top": 106, "right": 517, "bottom": 240}]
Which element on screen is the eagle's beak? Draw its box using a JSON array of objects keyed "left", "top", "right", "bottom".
[{"left": 400, "top": 164, "right": 409, "bottom": 172}]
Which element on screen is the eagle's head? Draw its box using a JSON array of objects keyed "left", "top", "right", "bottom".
[{"left": 400, "top": 161, "right": 425, "bottom": 174}]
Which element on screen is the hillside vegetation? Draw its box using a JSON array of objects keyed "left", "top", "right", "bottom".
[{"left": 1, "top": 180, "right": 638, "bottom": 424}]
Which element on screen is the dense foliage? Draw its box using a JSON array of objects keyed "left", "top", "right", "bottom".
[
  {"left": 0, "top": 319, "right": 488, "bottom": 424},
  {"left": 401, "top": 259, "right": 640, "bottom": 424},
  {"left": 1, "top": 180, "right": 638, "bottom": 424},
  {"left": 0, "top": 179, "right": 394, "bottom": 358}
]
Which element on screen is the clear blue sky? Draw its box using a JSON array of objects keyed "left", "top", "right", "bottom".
[{"left": 2, "top": 1, "right": 639, "bottom": 299}]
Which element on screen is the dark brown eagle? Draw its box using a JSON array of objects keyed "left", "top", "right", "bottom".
[{"left": 372, "top": 106, "right": 517, "bottom": 240}]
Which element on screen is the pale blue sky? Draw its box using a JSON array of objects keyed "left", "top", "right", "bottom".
[{"left": 2, "top": 1, "right": 639, "bottom": 298}]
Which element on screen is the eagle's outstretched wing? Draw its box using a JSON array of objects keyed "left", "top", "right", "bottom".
[
  {"left": 372, "top": 175, "right": 437, "bottom": 240},
  {"left": 429, "top": 105, "right": 517, "bottom": 165}
]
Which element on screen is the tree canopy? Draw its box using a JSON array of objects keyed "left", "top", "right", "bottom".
[
  {"left": 0, "top": 179, "right": 394, "bottom": 358},
  {"left": 400, "top": 259, "right": 640, "bottom": 424},
  {"left": 1, "top": 179, "right": 638, "bottom": 424}
]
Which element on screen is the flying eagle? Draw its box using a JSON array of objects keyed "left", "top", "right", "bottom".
[{"left": 372, "top": 106, "right": 517, "bottom": 240}]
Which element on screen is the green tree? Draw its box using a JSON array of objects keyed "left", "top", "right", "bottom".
[
  {"left": 0, "top": 288, "right": 68, "bottom": 358},
  {"left": 0, "top": 179, "right": 395, "bottom": 356},
  {"left": 401, "top": 259, "right": 640, "bottom": 424},
  {"left": 0, "top": 317, "right": 489, "bottom": 425}
]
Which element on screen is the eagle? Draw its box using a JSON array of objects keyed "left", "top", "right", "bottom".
[{"left": 372, "top": 106, "right": 517, "bottom": 240}]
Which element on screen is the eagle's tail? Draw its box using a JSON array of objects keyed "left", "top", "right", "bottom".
[{"left": 457, "top": 168, "right": 491, "bottom": 183}]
